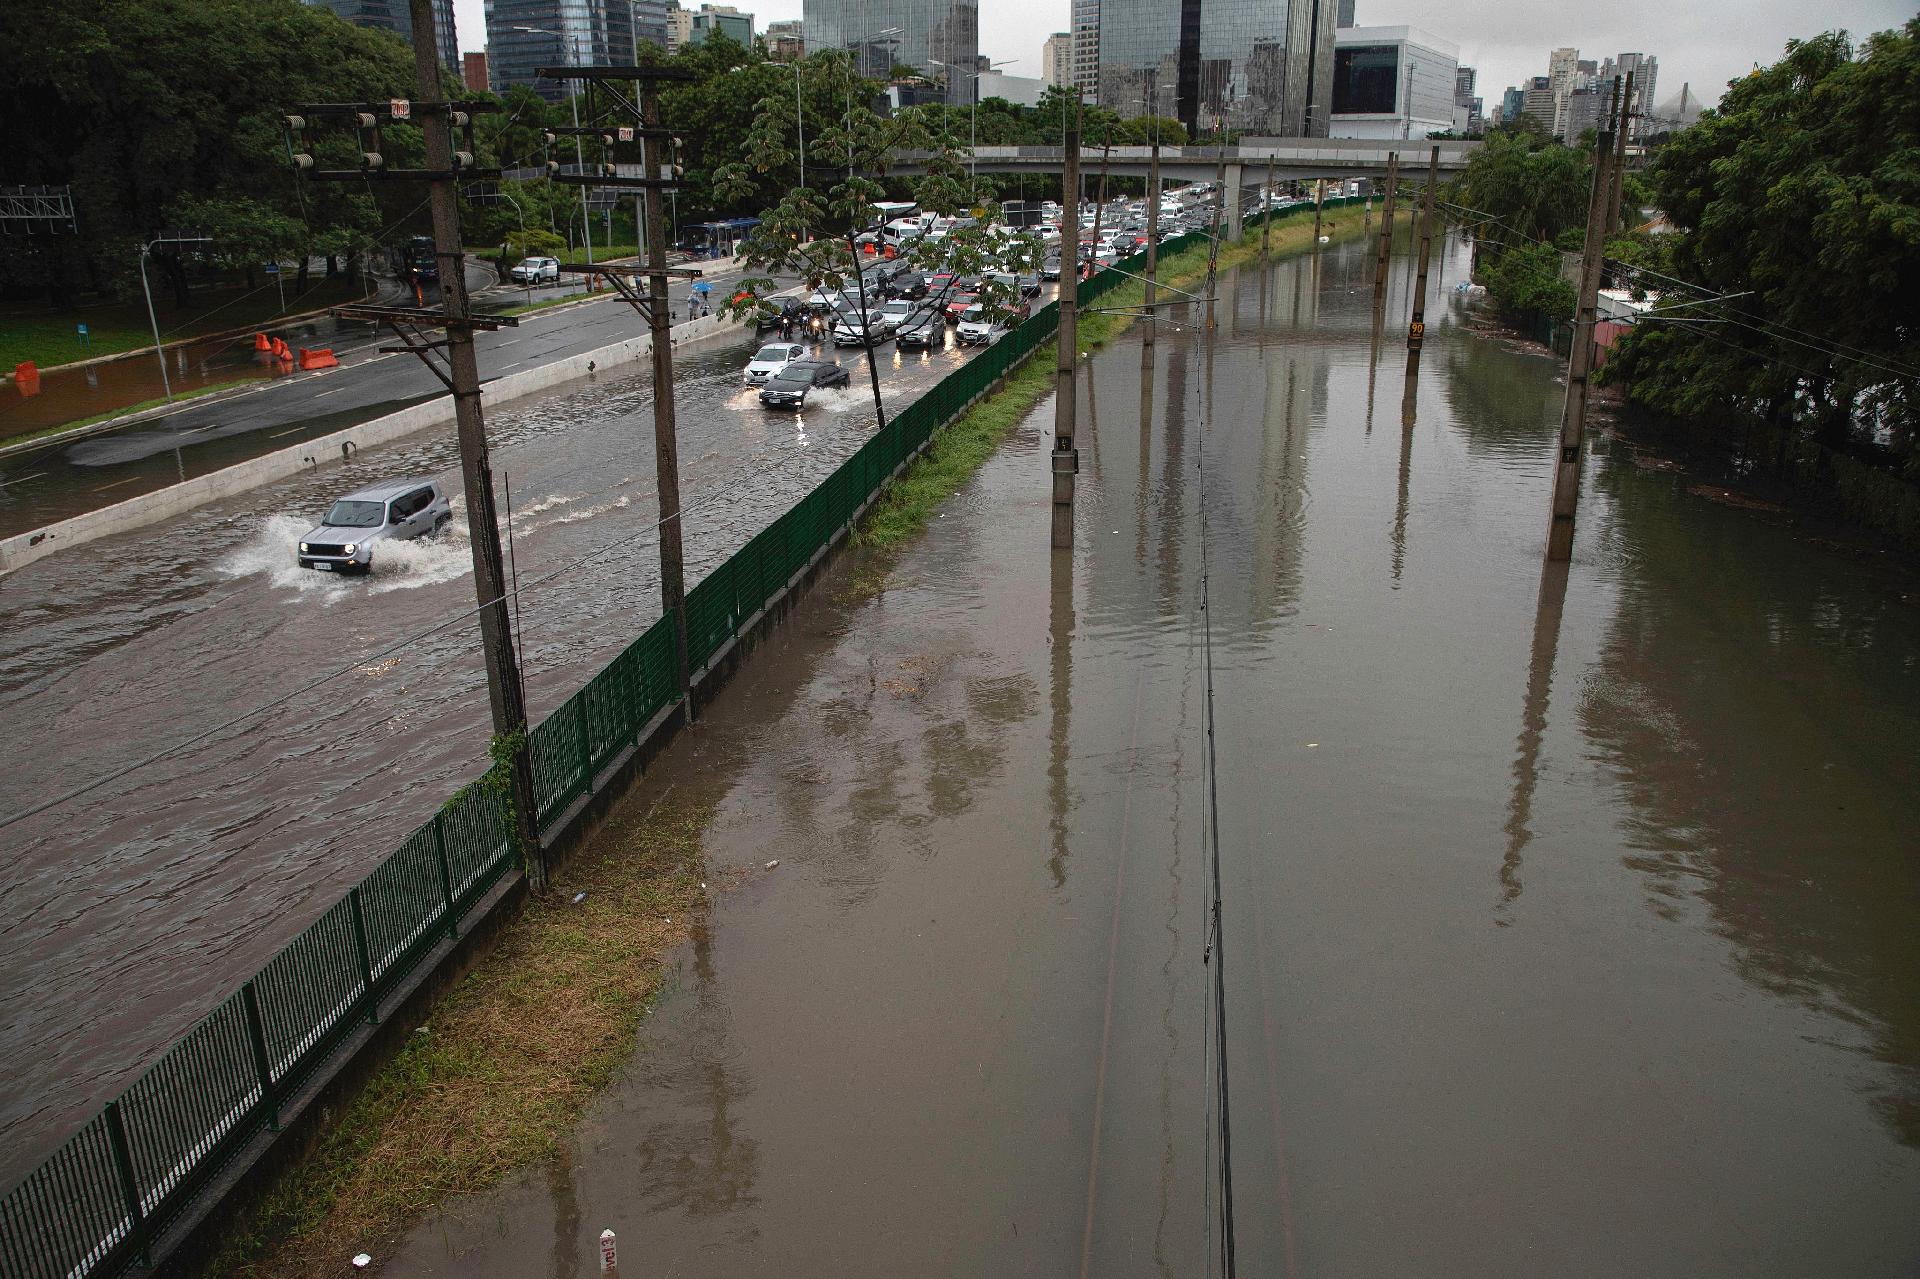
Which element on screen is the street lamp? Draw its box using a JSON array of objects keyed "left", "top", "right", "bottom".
[
  {"left": 515, "top": 24, "right": 594, "bottom": 266},
  {"left": 139, "top": 236, "right": 212, "bottom": 403},
  {"left": 930, "top": 58, "right": 1018, "bottom": 189}
]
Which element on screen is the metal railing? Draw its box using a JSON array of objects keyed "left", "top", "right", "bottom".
[{"left": 0, "top": 204, "right": 1346, "bottom": 1279}]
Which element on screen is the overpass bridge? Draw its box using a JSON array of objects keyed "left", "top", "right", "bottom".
[{"left": 888, "top": 138, "right": 1478, "bottom": 236}]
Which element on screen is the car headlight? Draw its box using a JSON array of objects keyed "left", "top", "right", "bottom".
[
  {"left": 344, "top": 543, "right": 357, "bottom": 555},
  {"left": 300, "top": 542, "right": 309, "bottom": 553}
]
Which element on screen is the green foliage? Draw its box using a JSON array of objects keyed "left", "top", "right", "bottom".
[
  {"left": 1481, "top": 242, "right": 1576, "bottom": 320},
  {"left": 1609, "top": 19, "right": 1920, "bottom": 497},
  {"left": 1449, "top": 130, "right": 1593, "bottom": 245},
  {"left": 505, "top": 228, "right": 567, "bottom": 259},
  {"left": 0, "top": 0, "right": 418, "bottom": 303}
]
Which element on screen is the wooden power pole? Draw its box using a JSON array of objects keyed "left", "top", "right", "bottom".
[
  {"left": 1546, "top": 85, "right": 1621, "bottom": 562},
  {"left": 1371, "top": 153, "right": 1399, "bottom": 310},
  {"left": 1405, "top": 147, "right": 1439, "bottom": 353},
  {"left": 1142, "top": 134, "right": 1161, "bottom": 367},
  {"left": 1606, "top": 71, "right": 1634, "bottom": 232},
  {"left": 1053, "top": 94, "right": 1081, "bottom": 548},
  {"left": 1260, "top": 154, "right": 1276, "bottom": 267}
]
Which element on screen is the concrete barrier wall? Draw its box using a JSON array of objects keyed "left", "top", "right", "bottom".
[{"left": 0, "top": 314, "right": 746, "bottom": 575}]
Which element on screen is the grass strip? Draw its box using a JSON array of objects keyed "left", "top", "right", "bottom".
[
  {"left": 856, "top": 205, "right": 1368, "bottom": 552},
  {"left": 205, "top": 795, "right": 711, "bottom": 1278}
]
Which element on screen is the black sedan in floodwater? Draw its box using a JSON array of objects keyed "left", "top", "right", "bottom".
[{"left": 758, "top": 359, "right": 852, "bottom": 409}]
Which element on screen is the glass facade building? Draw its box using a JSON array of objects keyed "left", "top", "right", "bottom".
[
  {"left": 1094, "top": 0, "right": 1334, "bottom": 138},
  {"left": 802, "top": 0, "right": 979, "bottom": 105},
  {"left": 1328, "top": 25, "right": 1456, "bottom": 139},
  {"left": 486, "top": 0, "right": 640, "bottom": 100},
  {"left": 311, "top": 0, "right": 458, "bottom": 64}
]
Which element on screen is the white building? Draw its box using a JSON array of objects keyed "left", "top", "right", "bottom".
[
  {"left": 1329, "top": 25, "right": 1458, "bottom": 140},
  {"left": 1042, "top": 32, "right": 1072, "bottom": 88},
  {"left": 978, "top": 69, "right": 1046, "bottom": 107}
]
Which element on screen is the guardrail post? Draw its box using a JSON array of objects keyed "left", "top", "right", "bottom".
[
  {"left": 240, "top": 981, "right": 280, "bottom": 1131},
  {"left": 348, "top": 888, "right": 379, "bottom": 1025},
  {"left": 433, "top": 812, "right": 459, "bottom": 941},
  {"left": 102, "top": 1101, "right": 151, "bottom": 1266}
]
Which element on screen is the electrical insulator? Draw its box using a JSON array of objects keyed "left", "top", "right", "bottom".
[
  {"left": 546, "top": 160, "right": 561, "bottom": 177},
  {"left": 542, "top": 131, "right": 558, "bottom": 147},
  {"left": 356, "top": 113, "right": 377, "bottom": 129},
  {"left": 362, "top": 152, "right": 385, "bottom": 171},
  {"left": 453, "top": 151, "right": 476, "bottom": 170},
  {"left": 600, "top": 133, "right": 617, "bottom": 147},
  {"left": 292, "top": 153, "right": 316, "bottom": 171},
  {"left": 449, "top": 111, "right": 470, "bottom": 127},
  {"left": 284, "top": 115, "right": 306, "bottom": 131},
  {"left": 600, "top": 162, "right": 618, "bottom": 177}
]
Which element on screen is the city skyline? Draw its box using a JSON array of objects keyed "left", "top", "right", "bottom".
[{"left": 446, "top": 0, "right": 1913, "bottom": 122}]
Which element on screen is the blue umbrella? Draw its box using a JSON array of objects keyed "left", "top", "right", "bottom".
[{"left": 691, "top": 280, "right": 712, "bottom": 295}]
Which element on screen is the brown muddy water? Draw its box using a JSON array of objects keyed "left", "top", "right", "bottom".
[{"left": 368, "top": 234, "right": 1918, "bottom": 1276}]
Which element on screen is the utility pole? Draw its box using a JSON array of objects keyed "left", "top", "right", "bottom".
[
  {"left": 1204, "top": 127, "right": 1228, "bottom": 329},
  {"left": 1312, "top": 177, "right": 1324, "bottom": 245},
  {"left": 1405, "top": 147, "right": 1439, "bottom": 353},
  {"left": 642, "top": 85, "right": 692, "bottom": 705},
  {"left": 1260, "top": 154, "right": 1275, "bottom": 267},
  {"left": 1606, "top": 71, "right": 1634, "bottom": 232},
  {"left": 1142, "top": 134, "right": 1161, "bottom": 367},
  {"left": 1546, "top": 87, "right": 1620, "bottom": 562},
  {"left": 1371, "top": 153, "right": 1399, "bottom": 311},
  {"left": 1052, "top": 93, "right": 1081, "bottom": 549},
  {"left": 406, "top": 0, "right": 543, "bottom": 886}
]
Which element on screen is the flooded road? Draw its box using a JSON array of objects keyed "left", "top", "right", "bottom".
[
  {"left": 388, "top": 235, "right": 1920, "bottom": 1275},
  {"left": 0, "top": 324, "right": 982, "bottom": 1183}
]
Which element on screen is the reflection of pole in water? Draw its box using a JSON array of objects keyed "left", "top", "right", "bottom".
[
  {"left": 1158, "top": 343, "right": 1190, "bottom": 603},
  {"left": 1082, "top": 346, "right": 1102, "bottom": 483},
  {"left": 1500, "top": 560, "right": 1571, "bottom": 922},
  {"left": 1137, "top": 355, "right": 1155, "bottom": 570},
  {"left": 1365, "top": 298, "right": 1384, "bottom": 436},
  {"left": 1047, "top": 543, "right": 1076, "bottom": 889},
  {"left": 1390, "top": 361, "right": 1420, "bottom": 583}
]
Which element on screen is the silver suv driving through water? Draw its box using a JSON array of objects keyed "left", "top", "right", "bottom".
[{"left": 296, "top": 478, "right": 452, "bottom": 573}]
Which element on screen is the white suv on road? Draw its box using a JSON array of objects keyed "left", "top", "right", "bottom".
[
  {"left": 297, "top": 479, "right": 452, "bottom": 574},
  {"left": 510, "top": 256, "right": 560, "bottom": 284}
]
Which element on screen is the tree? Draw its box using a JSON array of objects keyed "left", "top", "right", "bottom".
[
  {"left": 714, "top": 49, "right": 1043, "bottom": 426},
  {"left": 1608, "top": 20, "right": 1920, "bottom": 484},
  {"left": 0, "top": 0, "right": 418, "bottom": 307}
]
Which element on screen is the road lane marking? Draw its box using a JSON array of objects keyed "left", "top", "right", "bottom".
[
  {"left": 313, "top": 387, "right": 343, "bottom": 397},
  {"left": 268, "top": 427, "right": 304, "bottom": 439},
  {"left": 0, "top": 472, "right": 45, "bottom": 488},
  {"left": 91, "top": 477, "right": 139, "bottom": 493}
]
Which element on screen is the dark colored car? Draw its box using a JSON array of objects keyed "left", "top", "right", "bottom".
[
  {"left": 891, "top": 270, "right": 929, "bottom": 299},
  {"left": 894, "top": 309, "right": 946, "bottom": 351},
  {"left": 1040, "top": 255, "right": 1062, "bottom": 281},
  {"left": 758, "top": 359, "right": 852, "bottom": 408}
]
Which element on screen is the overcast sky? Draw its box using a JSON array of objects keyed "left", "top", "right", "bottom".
[{"left": 452, "top": 0, "right": 1914, "bottom": 112}]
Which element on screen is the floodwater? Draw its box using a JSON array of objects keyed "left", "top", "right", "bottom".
[
  {"left": 386, "top": 234, "right": 1920, "bottom": 1276},
  {"left": 0, "top": 325, "right": 982, "bottom": 1185}
]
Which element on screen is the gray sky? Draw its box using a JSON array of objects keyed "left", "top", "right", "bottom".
[{"left": 451, "top": 0, "right": 1915, "bottom": 113}]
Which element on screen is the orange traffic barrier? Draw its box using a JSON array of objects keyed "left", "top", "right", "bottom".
[
  {"left": 13, "top": 361, "right": 39, "bottom": 397},
  {"left": 298, "top": 347, "right": 339, "bottom": 371},
  {"left": 254, "top": 332, "right": 272, "bottom": 351},
  {"left": 270, "top": 338, "right": 294, "bottom": 362}
]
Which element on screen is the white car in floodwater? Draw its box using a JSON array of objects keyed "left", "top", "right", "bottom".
[
  {"left": 297, "top": 478, "right": 451, "bottom": 574},
  {"left": 744, "top": 342, "right": 808, "bottom": 385}
]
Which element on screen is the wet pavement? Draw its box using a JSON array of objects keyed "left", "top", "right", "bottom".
[
  {"left": 0, "top": 266, "right": 762, "bottom": 537},
  {"left": 0, "top": 319, "right": 987, "bottom": 1183},
  {"left": 380, "top": 236, "right": 1920, "bottom": 1276}
]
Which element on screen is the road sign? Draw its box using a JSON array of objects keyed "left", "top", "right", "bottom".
[{"left": 264, "top": 262, "right": 280, "bottom": 274}]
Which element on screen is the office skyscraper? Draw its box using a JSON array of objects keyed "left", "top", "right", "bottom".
[
  {"left": 311, "top": 0, "right": 458, "bottom": 63},
  {"left": 486, "top": 0, "right": 638, "bottom": 100},
  {"left": 802, "top": 0, "right": 979, "bottom": 105},
  {"left": 1095, "top": 0, "right": 1335, "bottom": 137},
  {"left": 1071, "top": 0, "right": 1100, "bottom": 103}
]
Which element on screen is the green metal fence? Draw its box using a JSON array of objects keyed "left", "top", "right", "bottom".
[{"left": 0, "top": 198, "right": 1337, "bottom": 1279}]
